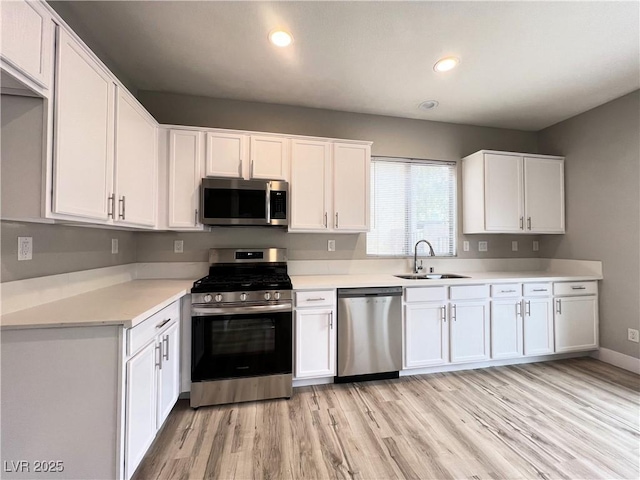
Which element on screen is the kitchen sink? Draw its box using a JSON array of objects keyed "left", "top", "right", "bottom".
[{"left": 394, "top": 273, "right": 470, "bottom": 280}]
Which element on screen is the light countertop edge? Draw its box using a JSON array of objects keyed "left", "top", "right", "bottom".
[{"left": 0, "top": 279, "right": 194, "bottom": 331}]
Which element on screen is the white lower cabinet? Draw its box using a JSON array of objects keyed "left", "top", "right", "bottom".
[
  {"left": 294, "top": 290, "right": 336, "bottom": 379},
  {"left": 450, "top": 300, "right": 490, "bottom": 363},
  {"left": 404, "top": 303, "right": 448, "bottom": 368},
  {"left": 523, "top": 297, "right": 554, "bottom": 356},
  {"left": 491, "top": 299, "right": 523, "bottom": 359},
  {"left": 554, "top": 294, "right": 598, "bottom": 353},
  {"left": 124, "top": 302, "right": 181, "bottom": 479}
]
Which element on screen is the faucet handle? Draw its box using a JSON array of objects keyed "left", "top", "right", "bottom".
[{"left": 416, "top": 260, "right": 424, "bottom": 272}]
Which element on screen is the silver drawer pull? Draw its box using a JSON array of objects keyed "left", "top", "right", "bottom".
[
  {"left": 156, "top": 318, "right": 171, "bottom": 329},
  {"left": 532, "top": 288, "right": 547, "bottom": 292},
  {"left": 501, "top": 289, "right": 516, "bottom": 293},
  {"left": 571, "top": 286, "right": 586, "bottom": 290},
  {"left": 305, "top": 297, "right": 326, "bottom": 302}
]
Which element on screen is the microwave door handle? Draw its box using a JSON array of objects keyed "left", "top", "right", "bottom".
[{"left": 266, "top": 182, "right": 271, "bottom": 224}]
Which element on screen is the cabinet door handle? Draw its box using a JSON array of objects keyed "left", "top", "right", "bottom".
[
  {"left": 251, "top": 160, "right": 255, "bottom": 178},
  {"left": 239, "top": 160, "right": 243, "bottom": 178},
  {"left": 155, "top": 343, "right": 162, "bottom": 369},
  {"left": 118, "top": 196, "right": 126, "bottom": 220},
  {"left": 335, "top": 212, "right": 339, "bottom": 228},
  {"left": 556, "top": 299, "right": 562, "bottom": 314},
  {"left": 527, "top": 217, "right": 532, "bottom": 230},
  {"left": 520, "top": 216, "right": 524, "bottom": 230},
  {"left": 163, "top": 334, "right": 169, "bottom": 361},
  {"left": 571, "top": 286, "right": 586, "bottom": 290},
  {"left": 451, "top": 304, "right": 457, "bottom": 321},
  {"left": 108, "top": 194, "right": 115, "bottom": 218},
  {"left": 195, "top": 209, "right": 198, "bottom": 225},
  {"left": 525, "top": 300, "right": 531, "bottom": 316},
  {"left": 516, "top": 301, "right": 521, "bottom": 317},
  {"left": 329, "top": 311, "right": 333, "bottom": 329},
  {"left": 324, "top": 212, "right": 328, "bottom": 228},
  {"left": 441, "top": 305, "right": 447, "bottom": 322}
]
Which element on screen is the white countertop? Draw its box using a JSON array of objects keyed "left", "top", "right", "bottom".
[
  {"left": 0, "top": 279, "right": 193, "bottom": 330},
  {"left": 290, "top": 271, "right": 602, "bottom": 290}
]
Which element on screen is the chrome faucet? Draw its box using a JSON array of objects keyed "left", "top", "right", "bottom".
[{"left": 414, "top": 240, "right": 436, "bottom": 273}]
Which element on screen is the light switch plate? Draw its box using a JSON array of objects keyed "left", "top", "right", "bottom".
[
  {"left": 328, "top": 239, "right": 336, "bottom": 252},
  {"left": 18, "top": 237, "right": 32, "bottom": 261},
  {"left": 174, "top": 240, "right": 184, "bottom": 254},
  {"left": 478, "top": 241, "right": 488, "bottom": 252},
  {"left": 111, "top": 238, "right": 119, "bottom": 254},
  {"left": 511, "top": 241, "right": 518, "bottom": 252},
  {"left": 463, "top": 241, "right": 469, "bottom": 252},
  {"left": 533, "top": 240, "right": 539, "bottom": 252}
]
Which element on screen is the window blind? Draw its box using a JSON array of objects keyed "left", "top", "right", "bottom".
[{"left": 367, "top": 157, "right": 457, "bottom": 256}]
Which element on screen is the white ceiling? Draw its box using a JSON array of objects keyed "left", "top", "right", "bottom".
[{"left": 51, "top": 1, "right": 639, "bottom": 131}]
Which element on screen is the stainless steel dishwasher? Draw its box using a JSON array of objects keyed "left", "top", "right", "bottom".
[{"left": 336, "top": 287, "right": 402, "bottom": 382}]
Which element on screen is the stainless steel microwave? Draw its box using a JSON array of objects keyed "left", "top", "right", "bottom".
[{"left": 200, "top": 178, "right": 288, "bottom": 227}]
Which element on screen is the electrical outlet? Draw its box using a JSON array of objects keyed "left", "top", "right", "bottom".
[
  {"left": 18, "top": 237, "right": 32, "bottom": 261},
  {"left": 111, "top": 238, "right": 119, "bottom": 254},
  {"left": 174, "top": 240, "right": 184, "bottom": 254},
  {"left": 463, "top": 241, "right": 469, "bottom": 252},
  {"left": 628, "top": 328, "right": 639, "bottom": 343},
  {"left": 327, "top": 239, "right": 336, "bottom": 252},
  {"left": 478, "top": 241, "right": 488, "bottom": 252},
  {"left": 533, "top": 240, "right": 539, "bottom": 252},
  {"left": 511, "top": 241, "right": 518, "bottom": 252}
]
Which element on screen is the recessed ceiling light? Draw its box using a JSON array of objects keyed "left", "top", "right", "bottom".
[
  {"left": 419, "top": 100, "right": 439, "bottom": 110},
  {"left": 269, "top": 29, "right": 294, "bottom": 47},
  {"left": 434, "top": 56, "right": 460, "bottom": 72}
]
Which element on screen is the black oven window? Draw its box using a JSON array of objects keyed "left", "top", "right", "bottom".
[{"left": 204, "top": 188, "right": 266, "bottom": 219}]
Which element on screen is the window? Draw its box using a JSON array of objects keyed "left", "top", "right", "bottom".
[{"left": 367, "top": 157, "right": 457, "bottom": 256}]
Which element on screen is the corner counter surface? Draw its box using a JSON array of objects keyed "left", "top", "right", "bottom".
[{"left": 0, "top": 279, "right": 194, "bottom": 330}]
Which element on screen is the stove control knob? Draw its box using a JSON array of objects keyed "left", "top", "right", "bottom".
[
  {"left": 214, "top": 294, "right": 223, "bottom": 303},
  {"left": 240, "top": 293, "right": 248, "bottom": 302},
  {"left": 203, "top": 294, "right": 213, "bottom": 303},
  {"left": 264, "top": 292, "right": 271, "bottom": 301},
  {"left": 274, "top": 292, "right": 281, "bottom": 300}
]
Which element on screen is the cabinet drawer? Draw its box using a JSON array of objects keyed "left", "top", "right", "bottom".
[
  {"left": 450, "top": 284, "right": 490, "bottom": 300},
  {"left": 523, "top": 283, "right": 552, "bottom": 297},
  {"left": 491, "top": 284, "right": 522, "bottom": 298},
  {"left": 295, "top": 290, "right": 335, "bottom": 308},
  {"left": 128, "top": 301, "right": 180, "bottom": 356},
  {"left": 553, "top": 281, "right": 597, "bottom": 296},
  {"left": 404, "top": 286, "right": 447, "bottom": 303}
]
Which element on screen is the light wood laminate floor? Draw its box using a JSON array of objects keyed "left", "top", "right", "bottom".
[{"left": 134, "top": 358, "right": 640, "bottom": 479}]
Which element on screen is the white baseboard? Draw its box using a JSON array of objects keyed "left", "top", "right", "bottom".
[{"left": 591, "top": 348, "right": 640, "bottom": 374}]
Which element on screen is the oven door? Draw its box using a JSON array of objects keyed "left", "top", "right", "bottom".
[{"left": 191, "top": 304, "right": 292, "bottom": 382}]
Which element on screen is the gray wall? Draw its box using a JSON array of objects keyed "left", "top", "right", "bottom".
[
  {"left": 1, "top": 222, "right": 136, "bottom": 282},
  {"left": 538, "top": 90, "right": 640, "bottom": 359},
  {"left": 137, "top": 91, "right": 541, "bottom": 261}
]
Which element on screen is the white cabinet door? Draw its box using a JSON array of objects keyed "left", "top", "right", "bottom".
[
  {"left": 289, "top": 139, "right": 331, "bottom": 231},
  {"left": 294, "top": 308, "right": 335, "bottom": 379},
  {"left": 0, "top": 0, "right": 52, "bottom": 89},
  {"left": 125, "top": 341, "right": 157, "bottom": 480},
  {"left": 250, "top": 135, "right": 289, "bottom": 180},
  {"left": 332, "top": 143, "right": 370, "bottom": 232},
  {"left": 168, "top": 129, "right": 203, "bottom": 229},
  {"left": 115, "top": 89, "right": 157, "bottom": 227},
  {"left": 491, "top": 300, "right": 523, "bottom": 359},
  {"left": 53, "top": 28, "right": 115, "bottom": 221},
  {"left": 524, "top": 157, "right": 565, "bottom": 233},
  {"left": 404, "top": 303, "right": 449, "bottom": 368},
  {"left": 205, "top": 132, "right": 247, "bottom": 178},
  {"left": 523, "top": 297, "right": 554, "bottom": 356},
  {"left": 450, "top": 301, "right": 490, "bottom": 363},
  {"left": 156, "top": 321, "right": 180, "bottom": 428},
  {"left": 484, "top": 153, "right": 524, "bottom": 232},
  {"left": 554, "top": 296, "right": 598, "bottom": 353}
]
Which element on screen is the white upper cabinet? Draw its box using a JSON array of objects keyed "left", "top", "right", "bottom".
[
  {"left": 0, "top": 0, "right": 53, "bottom": 91},
  {"left": 289, "top": 139, "right": 331, "bottom": 231},
  {"left": 53, "top": 28, "right": 115, "bottom": 221},
  {"left": 205, "top": 131, "right": 248, "bottom": 178},
  {"left": 332, "top": 142, "right": 370, "bottom": 232},
  {"left": 168, "top": 129, "right": 204, "bottom": 230},
  {"left": 250, "top": 135, "right": 289, "bottom": 180},
  {"left": 462, "top": 150, "right": 565, "bottom": 234},
  {"left": 115, "top": 89, "right": 157, "bottom": 227}
]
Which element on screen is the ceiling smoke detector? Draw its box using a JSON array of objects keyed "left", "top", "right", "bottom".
[{"left": 419, "top": 100, "right": 439, "bottom": 111}]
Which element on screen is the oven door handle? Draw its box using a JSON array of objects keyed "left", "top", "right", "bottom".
[{"left": 192, "top": 303, "right": 292, "bottom": 316}]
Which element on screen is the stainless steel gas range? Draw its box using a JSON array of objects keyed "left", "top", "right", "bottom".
[{"left": 190, "top": 248, "right": 293, "bottom": 408}]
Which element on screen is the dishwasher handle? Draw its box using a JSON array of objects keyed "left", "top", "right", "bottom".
[{"left": 338, "top": 287, "right": 402, "bottom": 298}]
